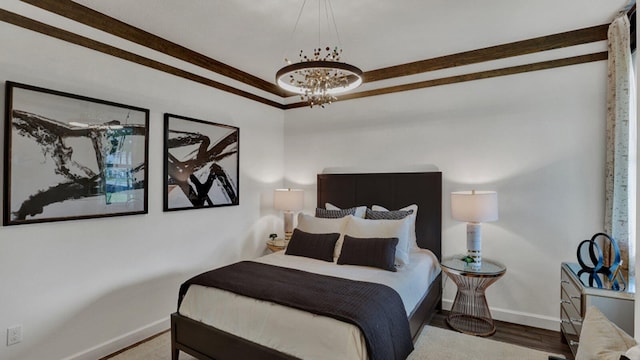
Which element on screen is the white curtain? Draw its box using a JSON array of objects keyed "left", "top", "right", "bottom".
[{"left": 604, "top": 13, "right": 636, "bottom": 281}]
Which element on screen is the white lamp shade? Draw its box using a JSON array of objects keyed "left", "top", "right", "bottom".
[
  {"left": 451, "top": 190, "right": 498, "bottom": 223},
  {"left": 274, "top": 189, "right": 304, "bottom": 211}
]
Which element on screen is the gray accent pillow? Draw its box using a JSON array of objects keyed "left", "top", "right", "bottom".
[
  {"left": 365, "top": 208, "right": 414, "bottom": 220},
  {"left": 285, "top": 229, "right": 340, "bottom": 262},
  {"left": 315, "top": 207, "right": 356, "bottom": 218},
  {"left": 337, "top": 235, "right": 398, "bottom": 272}
]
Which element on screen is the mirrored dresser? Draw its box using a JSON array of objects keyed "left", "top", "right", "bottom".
[{"left": 560, "top": 262, "right": 635, "bottom": 356}]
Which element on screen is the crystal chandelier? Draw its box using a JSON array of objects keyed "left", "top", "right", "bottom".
[{"left": 276, "top": 0, "right": 363, "bottom": 108}]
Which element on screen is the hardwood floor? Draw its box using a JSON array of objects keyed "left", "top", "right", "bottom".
[{"left": 428, "top": 310, "right": 574, "bottom": 360}]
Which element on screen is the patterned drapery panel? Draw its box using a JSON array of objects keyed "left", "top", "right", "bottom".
[{"left": 604, "top": 14, "right": 636, "bottom": 281}]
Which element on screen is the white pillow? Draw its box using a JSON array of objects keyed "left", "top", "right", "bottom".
[
  {"left": 625, "top": 345, "right": 640, "bottom": 360},
  {"left": 371, "top": 204, "right": 418, "bottom": 250},
  {"left": 342, "top": 215, "right": 412, "bottom": 266},
  {"left": 326, "top": 202, "right": 367, "bottom": 218},
  {"left": 575, "top": 306, "right": 637, "bottom": 360},
  {"left": 296, "top": 213, "right": 348, "bottom": 235}
]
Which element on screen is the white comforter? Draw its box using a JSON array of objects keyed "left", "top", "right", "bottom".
[{"left": 178, "top": 248, "right": 440, "bottom": 360}]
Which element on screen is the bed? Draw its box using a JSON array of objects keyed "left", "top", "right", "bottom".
[{"left": 171, "top": 171, "right": 443, "bottom": 360}]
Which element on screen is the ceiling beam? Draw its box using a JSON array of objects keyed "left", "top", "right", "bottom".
[
  {"left": 3, "top": 3, "right": 615, "bottom": 110},
  {"left": 285, "top": 52, "right": 608, "bottom": 109},
  {"left": 0, "top": 9, "right": 284, "bottom": 109},
  {"left": 363, "top": 25, "right": 609, "bottom": 83},
  {"left": 19, "top": 0, "right": 289, "bottom": 97}
]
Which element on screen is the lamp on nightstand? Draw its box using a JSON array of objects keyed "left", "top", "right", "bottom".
[
  {"left": 451, "top": 190, "right": 498, "bottom": 268},
  {"left": 274, "top": 188, "right": 304, "bottom": 241}
]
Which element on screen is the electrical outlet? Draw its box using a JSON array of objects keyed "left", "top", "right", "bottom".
[{"left": 7, "top": 325, "right": 22, "bottom": 346}]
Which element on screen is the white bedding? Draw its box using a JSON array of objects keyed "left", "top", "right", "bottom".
[{"left": 178, "top": 248, "right": 440, "bottom": 360}]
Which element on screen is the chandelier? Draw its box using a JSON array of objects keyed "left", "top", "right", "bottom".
[{"left": 276, "top": 0, "right": 363, "bottom": 108}]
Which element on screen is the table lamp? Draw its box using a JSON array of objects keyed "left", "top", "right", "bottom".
[
  {"left": 451, "top": 190, "right": 498, "bottom": 268},
  {"left": 274, "top": 188, "right": 304, "bottom": 241}
]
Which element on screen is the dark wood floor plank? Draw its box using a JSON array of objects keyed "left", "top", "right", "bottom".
[{"left": 428, "top": 310, "right": 574, "bottom": 360}]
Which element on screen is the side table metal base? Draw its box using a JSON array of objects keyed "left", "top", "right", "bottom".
[
  {"left": 440, "top": 258, "right": 506, "bottom": 337},
  {"left": 446, "top": 314, "right": 496, "bottom": 337}
]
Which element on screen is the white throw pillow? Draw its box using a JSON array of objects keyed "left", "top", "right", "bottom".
[
  {"left": 296, "top": 213, "right": 348, "bottom": 235},
  {"left": 625, "top": 345, "right": 640, "bottom": 360},
  {"left": 372, "top": 204, "right": 418, "bottom": 249},
  {"left": 342, "top": 215, "right": 412, "bottom": 266},
  {"left": 326, "top": 202, "right": 367, "bottom": 218},
  {"left": 575, "top": 306, "right": 637, "bottom": 360}
]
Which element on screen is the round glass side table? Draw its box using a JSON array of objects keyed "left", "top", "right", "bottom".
[{"left": 440, "top": 258, "right": 506, "bottom": 336}]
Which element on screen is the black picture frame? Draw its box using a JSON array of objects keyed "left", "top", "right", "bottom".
[
  {"left": 3, "top": 81, "right": 150, "bottom": 225},
  {"left": 163, "top": 113, "right": 239, "bottom": 211}
]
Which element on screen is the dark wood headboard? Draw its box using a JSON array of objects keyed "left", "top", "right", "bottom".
[{"left": 317, "top": 172, "right": 442, "bottom": 260}]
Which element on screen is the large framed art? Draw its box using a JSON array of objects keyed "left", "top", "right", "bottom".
[
  {"left": 163, "top": 113, "right": 239, "bottom": 211},
  {"left": 3, "top": 81, "right": 149, "bottom": 225}
]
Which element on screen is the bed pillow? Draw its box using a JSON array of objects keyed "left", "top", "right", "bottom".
[
  {"left": 342, "top": 216, "right": 412, "bottom": 266},
  {"left": 315, "top": 207, "right": 356, "bottom": 218},
  {"left": 285, "top": 229, "right": 340, "bottom": 262},
  {"left": 296, "top": 212, "right": 349, "bottom": 234},
  {"left": 365, "top": 208, "right": 414, "bottom": 220},
  {"left": 372, "top": 204, "right": 419, "bottom": 250},
  {"left": 326, "top": 202, "right": 367, "bottom": 218},
  {"left": 337, "top": 235, "right": 398, "bottom": 272}
]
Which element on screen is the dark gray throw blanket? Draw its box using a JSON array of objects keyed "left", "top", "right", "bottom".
[{"left": 178, "top": 261, "right": 413, "bottom": 360}]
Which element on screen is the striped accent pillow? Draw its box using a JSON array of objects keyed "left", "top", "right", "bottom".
[
  {"left": 365, "top": 208, "right": 414, "bottom": 220},
  {"left": 315, "top": 207, "right": 356, "bottom": 218}
]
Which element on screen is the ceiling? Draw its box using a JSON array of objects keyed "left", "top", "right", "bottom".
[
  {"left": 70, "top": 0, "right": 626, "bottom": 78},
  {"left": 7, "top": 0, "right": 633, "bottom": 106}
]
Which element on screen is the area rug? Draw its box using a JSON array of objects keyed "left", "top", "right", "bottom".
[
  {"left": 408, "top": 326, "right": 563, "bottom": 360},
  {"left": 108, "top": 326, "right": 563, "bottom": 360}
]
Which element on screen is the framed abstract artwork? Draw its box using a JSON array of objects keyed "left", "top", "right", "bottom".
[
  {"left": 4, "top": 81, "right": 149, "bottom": 225},
  {"left": 163, "top": 113, "right": 239, "bottom": 211}
]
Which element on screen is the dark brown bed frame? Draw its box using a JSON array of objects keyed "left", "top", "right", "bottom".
[{"left": 171, "top": 171, "right": 442, "bottom": 360}]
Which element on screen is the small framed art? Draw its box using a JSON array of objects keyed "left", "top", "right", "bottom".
[
  {"left": 163, "top": 113, "right": 239, "bottom": 211},
  {"left": 3, "top": 81, "right": 150, "bottom": 225}
]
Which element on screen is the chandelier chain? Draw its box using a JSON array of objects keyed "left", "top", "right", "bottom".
[
  {"left": 283, "top": 0, "right": 308, "bottom": 64},
  {"left": 326, "top": 0, "right": 342, "bottom": 49}
]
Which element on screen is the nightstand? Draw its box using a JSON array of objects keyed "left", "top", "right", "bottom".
[
  {"left": 266, "top": 239, "right": 288, "bottom": 252},
  {"left": 441, "top": 258, "right": 506, "bottom": 336}
]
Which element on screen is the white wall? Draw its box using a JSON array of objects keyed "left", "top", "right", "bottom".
[
  {"left": 0, "top": 17, "right": 284, "bottom": 360},
  {"left": 0, "top": 3, "right": 625, "bottom": 358},
  {"left": 284, "top": 61, "right": 608, "bottom": 330}
]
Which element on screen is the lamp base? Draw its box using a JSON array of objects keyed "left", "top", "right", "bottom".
[
  {"left": 283, "top": 211, "right": 294, "bottom": 241},
  {"left": 467, "top": 223, "right": 482, "bottom": 269}
]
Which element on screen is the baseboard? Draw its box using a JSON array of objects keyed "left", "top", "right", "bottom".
[
  {"left": 441, "top": 299, "right": 560, "bottom": 331},
  {"left": 62, "top": 317, "right": 170, "bottom": 360}
]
